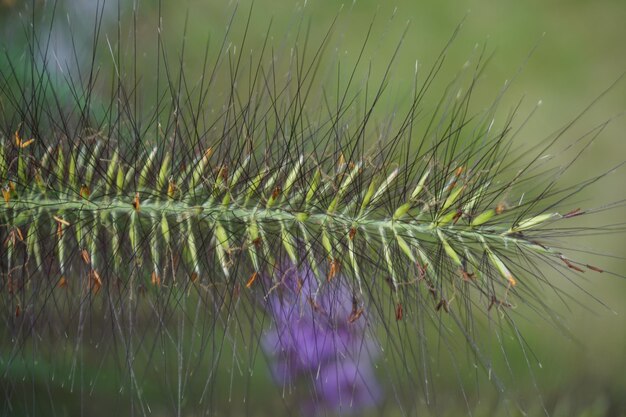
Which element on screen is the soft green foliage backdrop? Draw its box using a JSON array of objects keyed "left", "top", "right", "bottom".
[{"left": 137, "top": 2, "right": 626, "bottom": 412}]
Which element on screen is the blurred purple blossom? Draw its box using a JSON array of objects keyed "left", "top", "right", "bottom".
[{"left": 261, "top": 260, "right": 382, "bottom": 416}]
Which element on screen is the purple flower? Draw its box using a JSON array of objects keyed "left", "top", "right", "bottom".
[
  {"left": 261, "top": 260, "right": 382, "bottom": 416},
  {"left": 307, "top": 360, "right": 382, "bottom": 415}
]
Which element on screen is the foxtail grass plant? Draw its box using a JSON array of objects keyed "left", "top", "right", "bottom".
[{"left": 1, "top": 1, "right": 625, "bottom": 416}]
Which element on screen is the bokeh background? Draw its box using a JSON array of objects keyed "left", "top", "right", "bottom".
[{"left": 1, "top": 0, "right": 625, "bottom": 416}]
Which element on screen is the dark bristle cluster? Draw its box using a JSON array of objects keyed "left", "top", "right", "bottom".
[{"left": 1, "top": 114, "right": 595, "bottom": 322}]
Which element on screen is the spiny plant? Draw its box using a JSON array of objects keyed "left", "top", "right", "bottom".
[{"left": 1, "top": 1, "right": 624, "bottom": 416}]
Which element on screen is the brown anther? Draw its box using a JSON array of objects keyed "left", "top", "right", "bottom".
[
  {"left": 348, "top": 294, "right": 364, "bottom": 324},
  {"left": 14, "top": 130, "right": 34, "bottom": 148},
  {"left": 89, "top": 270, "right": 102, "bottom": 295},
  {"left": 151, "top": 271, "right": 161, "bottom": 286},
  {"left": 80, "top": 249, "right": 91, "bottom": 265},
  {"left": 348, "top": 308, "right": 364, "bottom": 324},
  {"left": 2, "top": 185, "right": 10, "bottom": 204},
  {"left": 190, "top": 272, "right": 199, "bottom": 283},
  {"left": 395, "top": 303, "right": 403, "bottom": 321},
  {"left": 271, "top": 186, "right": 282, "bottom": 200},
  {"left": 560, "top": 256, "right": 585, "bottom": 273},
  {"left": 452, "top": 209, "right": 463, "bottom": 224},
  {"left": 218, "top": 165, "right": 229, "bottom": 181},
  {"left": 563, "top": 208, "right": 584, "bottom": 219},
  {"left": 132, "top": 192, "right": 141, "bottom": 211},
  {"left": 586, "top": 264, "right": 604, "bottom": 273},
  {"left": 53, "top": 216, "right": 69, "bottom": 238},
  {"left": 246, "top": 272, "right": 258, "bottom": 288},
  {"left": 417, "top": 262, "right": 428, "bottom": 279},
  {"left": 348, "top": 227, "right": 357, "bottom": 241},
  {"left": 58, "top": 276, "right": 68, "bottom": 288},
  {"left": 460, "top": 268, "right": 476, "bottom": 282},
  {"left": 15, "top": 305, "right": 21, "bottom": 318},
  {"left": 495, "top": 202, "right": 507, "bottom": 215},
  {"left": 308, "top": 296, "right": 326, "bottom": 315},
  {"left": 252, "top": 237, "right": 262, "bottom": 248},
  {"left": 488, "top": 295, "right": 512, "bottom": 311},
  {"left": 338, "top": 153, "right": 346, "bottom": 167},
  {"left": 435, "top": 298, "right": 450, "bottom": 313},
  {"left": 167, "top": 179, "right": 178, "bottom": 198},
  {"left": 80, "top": 183, "right": 91, "bottom": 199},
  {"left": 327, "top": 258, "right": 341, "bottom": 282}
]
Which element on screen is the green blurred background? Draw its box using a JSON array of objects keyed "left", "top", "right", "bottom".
[{"left": 1, "top": 0, "right": 625, "bottom": 416}]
